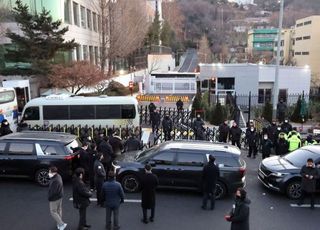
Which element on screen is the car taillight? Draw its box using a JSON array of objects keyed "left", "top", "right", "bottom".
[
  {"left": 239, "top": 167, "right": 246, "bottom": 177},
  {"left": 64, "top": 155, "right": 74, "bottom": 160}
]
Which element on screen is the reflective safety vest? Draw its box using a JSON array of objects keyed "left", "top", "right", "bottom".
[
  {"left": 288, "top": 131, "right": 301, "bottom": 139},
  {"left": 288, "top": 135, "right": 301, "bottom": 151}
]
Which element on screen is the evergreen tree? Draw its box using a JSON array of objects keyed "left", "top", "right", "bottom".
[
  {"left": 160, "top": 20, "right": 174, "bottom": 47},
  {"left": 262, "top": 101, "right": 273, "bottom": 123},
  {"left": 191, "top": 92, "right": 202, "bottom": 118},
  {"left": 146, "top": 11, "right": 161, "bottom": 46},
  {"left": 4, "top": 0, "right": 77, "bottom": 75},
  {"left": 211, "top": 103, "right": 224, "bottom": 125},
  {"left": 291, "top": 96, "right": 308, "bottom": 123}
]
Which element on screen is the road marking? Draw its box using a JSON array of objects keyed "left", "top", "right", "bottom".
[
  {"left": 290, "top": 204, "right": 320, "bottom": 208},
  {"left": 69, "top": 198, "right": 141, "bottom": 203}
]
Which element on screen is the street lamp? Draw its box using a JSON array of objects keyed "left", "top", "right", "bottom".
[{"left": 273, "top": 0, "right": 285, "bottom": 119}]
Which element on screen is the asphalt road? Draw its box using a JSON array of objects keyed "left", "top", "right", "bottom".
[{"left": 1, "top": 151, "right": 320, "bottom": 230}]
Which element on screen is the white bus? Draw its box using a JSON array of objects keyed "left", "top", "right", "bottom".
[
  {"left": 0, "top": 87, "right": 18, "bottom": 128},
  {"left": 21, "top": 95, "right": 140, "bottom": 128}
]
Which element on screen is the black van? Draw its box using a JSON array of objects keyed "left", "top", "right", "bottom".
[{"left": 0, "top": 131, "right": 81, "bottom": 186}]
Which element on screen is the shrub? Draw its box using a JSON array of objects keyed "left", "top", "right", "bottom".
[{"left": 262, "top": 101, "right": 273, "bottom": 123}]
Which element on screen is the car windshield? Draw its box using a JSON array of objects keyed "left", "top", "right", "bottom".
[
  {"left": 284, "top": 149, "right": 319, "bottom": 167},
  {"left": 135, "top": 145, "right": 160, "bottom": 162},
  {"left": 65, "top": 139, "right": 82, "bottom": 154}
]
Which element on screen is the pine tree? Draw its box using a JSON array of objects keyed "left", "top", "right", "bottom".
[
  {"left": 262, "top": 101, "right": 273, "bottom": 123},
  {"left": 192, "top": 92, "right": 202, "bottom": 118},
  {"left": 4, "top": 0, "right": 77, "bottom": 75},
  {"left": 160, "top": 20, "right": 174, "bottom": 47},
  {"left": 211, "top": 103, "right": 225, "bottom": 125},
  {"left": 146, "top": 11, "right": 161, "bottom": 46},
  {"left": 198, "top": 35, "right": 212, "bottom": 63}
]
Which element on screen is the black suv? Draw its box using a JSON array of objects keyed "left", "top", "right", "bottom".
[
  {"left": 115, "top": 140, "right": 246, "bottom": 199},
  {"left": 258, "top": 145, "right": 320, "bottom": 199},
  {"left": 0, "top": 131, "right": 81, "bottom": 186}
]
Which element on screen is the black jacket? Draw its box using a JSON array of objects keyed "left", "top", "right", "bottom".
[
  {"left": 94, "top": 159, "right": 106, "bottom": 181},
  {"left": 124, "top": 137, "right": 142, "bottom": 152},
  {"left": 275, "top": 138, "right": 289, "bottom": 155},
  {"left": 72, "top": 177, "right": 92, "bottom": 208},
  {"left": 141, "top": 173, "right": 159, "bottom": 209},
  {"left": 193, "top": 118, "right": 204, "bottom": 131},
  {"left": 281, "top": 123, "right": 292, "bottom": 134},
  {"left": 300, "top": 165, "right": 319, "bottom": 193},
  {"left": 229, "top": 126, "right": 242, "bottom": 141},
  {"left": 109, "top": 136, "right": 123, "bottom": 155},
  {"left": 98, "top": 139, "right": 114, "bottom": 163},
  {"left": 0, "top": 125, "right": 12, "bottom": 136},
  {"left": 261, "top": 139, "right": 273, "bottom": 155},
  {"left": 48, "top": 174, "right": 64, "bottom": 202},
  {"left": 78, "top": 149, "right": 90, "bottom": 172},
  {"left": 219, "top": 123, "right": 230, "bottom": 140},
  {"left": 162, "top": 117, "right": 173, "bottom": 131},
  {"left": 202, "top": 162, "right": 220, "bottom": 193},
  {"left": 151, "top": 112, "right": 161, "bottom": 126},
  {"left": 148, "top": 103, "right": 156, "bottom": 113},
  {"left": 267, "top": 124, "right": 278, "bottom": 144},
  {"left": 229, "top": 198, "right": 250, "bottom": 230},
  {"left": 246, "top": 129, "right": 258, "bottom": 147},
  {"left": 176, "top": 100, "right": 183, "bottom": 110}
]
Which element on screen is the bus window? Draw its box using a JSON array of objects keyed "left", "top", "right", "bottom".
[
  {"left": 121, "top": 105, "right": 135, "bottom": 119},
  {"left": 0, "top": 91, "right": 15, "bottom": 104},
  {"left": 43, "top": 105, "right": 69, "bottom": 120},
  {"left": 96, "top": 105, "right": 121, "bottom": 119},
  {"left": 23, "top": 107, "right": 40, "bottom": 120},
  {"left": 70, "top": 105, "right": 95, "bottom": 119}
]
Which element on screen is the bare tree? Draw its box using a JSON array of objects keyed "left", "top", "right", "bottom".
[
  {"left": 198, "top": 35, "right": 212, "bottom": 63},
  {"left": 162, "top": 1, "right": 185, "bottom": 41},
  {"left": 96, "top": 0, "right": 150, "bottom": 76},
  {"left": 49, "top": 61, "right": 105, "bottom": 94},
  {"left": 0, "top": 0, "right": 11, "bottom": 38}
]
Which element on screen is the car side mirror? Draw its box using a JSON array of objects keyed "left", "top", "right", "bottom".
[{"left": 148, "top": 160, "right": 156, "bottom": 167}]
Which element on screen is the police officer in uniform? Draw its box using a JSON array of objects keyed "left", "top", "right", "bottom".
[{"left": 94, "top": 153, "right": 106, "bottom": 207}]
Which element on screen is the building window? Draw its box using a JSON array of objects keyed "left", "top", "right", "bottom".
[
  {"left": 94, "top": 46, "right": 99, "bottom": 65},
  {"left": 80, "top": 6, "right": 86, "bottom": 28},
  {"left": 295, "top": 37, "right": 302, "bottom": 41},
  {"left": 89, "top": 46, "right": 94, "bottom": 63},
  {"left": 296, "top": 23, "right": 303, "bottom": 27},
  {"left": 295, "top": 52, "right": 301, "bottom": 55},
  {"left": 304, "top": 20, "right": 312, "bottom": 25},
  {"left": 258, "top": 89, "right": 272, "bottom": 104},
  {"left": 280, "top": 40, "right": 284, "bottom": 46},
  {"left": 75, "top": 45, "right": 81, "bottom": 61},
  {"left": 97, "top": 15, "right": 101, "bottom": 32},
  {"left": 87, "top": 9, "right": 92, "bottom": 30},
  {"left": 280, "top": 51, "right": 284, "bottom": 57},
  {"left": 92, "top": 12, "right": 97, "bottom": 32},
  {"left": 303, "top": 36, "right": 311, "bottom": 40},
  {"left": 64, "top": 0, "right": 71, "bottom": 24},
  {"left": 73, "top": 2, "right": 79, "bottom": 26},
  {"left": 302, "top": 52, "right": 309, "bottom": 55},
  {"left": 217, "top": 78, "right": 235, "bottom": 90},
  {"left": 83, "top": 45, "right": 88, "bottom": 60}
]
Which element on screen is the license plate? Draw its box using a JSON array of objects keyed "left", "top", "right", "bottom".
[{"left": 259, "top": 171, "right": 265, "bottom": 179}]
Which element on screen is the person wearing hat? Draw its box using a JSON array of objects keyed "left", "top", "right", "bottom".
[
  {"left": 225, "top": 188, "right": 251, "bottom": 230},
  {"left": 0, "top": 119, "right": 13, "bottom": 136},
  {"left": 201, "top": 155, "right": 220, "bottom": 210},
  {"left": 140, "top": 164, "right": 159, "bottom": 224},
  {"left": 94, "top": 153, "right": 106, "bottom": 207},
  {"left": 275, "top": 132, "right": 289, "bottom": 156}
]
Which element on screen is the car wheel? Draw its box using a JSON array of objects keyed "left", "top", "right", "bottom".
[
  {"left": 121, "top": 174, "right": 140, "bottom": 193},
  {"left": 286, "top": 181, "right": 302, "bottom": 199},
  {"left": 35, "top": 168, "right": 50, "bottom": 187},
  {"left": 215, "top": 181, "right": 227, "bottom": 199}
]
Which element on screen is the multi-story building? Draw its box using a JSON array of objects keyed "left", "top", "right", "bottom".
[
  {"left": 293, "top": 15, "right": 320, "bottom": 84},
  {"left": 0, "top": 0, "right": 102, "bottom": 66},
  {"left": 247, "top": 28, "right": 278, "bottom": 56},
  {"left": 273, "top": 28, "right": 295, "bottom": 65},
  {"left": 228, "top": 0, "right": 254, "bottom": 5}
]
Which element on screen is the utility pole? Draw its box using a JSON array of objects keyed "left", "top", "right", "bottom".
[{"left": 273, "top": 0, "right": 285, "bottom": 118}]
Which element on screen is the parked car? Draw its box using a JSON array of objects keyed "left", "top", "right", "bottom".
[
  {"left": 0, "top": 131, "right": 81, "bottom": 186},
  {"left": 115, "top": 140, "right": 246, "bottom": 199},
  {"left": 258, "top": 145, "right": 320, "bottom": 199}
]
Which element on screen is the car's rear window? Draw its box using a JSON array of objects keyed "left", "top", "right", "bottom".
[{"left": 65, "top": 139, "right": 82, "bottom": 154}]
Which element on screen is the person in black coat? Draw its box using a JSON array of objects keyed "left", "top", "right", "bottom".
[
  {"left": 225, "top": 188, "right": 250, "bottom": 230},
  {"left": 151, "top": 109, "right": 161, "bottom": 133},
  {"left": 88, "top": 143, "right": 97, "bottom": 190},
  {"left": 246, "top": 126, "right": 259, "bottom": 158},
  {"left": 108, "top": 129, "right": 124, "bottom": 156},
  {"left": 281, "top": 119, "right": 292, "bottom": 134},
  {"left": 162, "top": 113, "right": 173, "bottom": 141},
  {"left": 78, "top": 143, "right": 90, "bottom": 184},
  {"left": 72, "top": 168, "right": 92, "bottom": 230},
  {"left": 140, "top": 164, "right": 159, "bottom": 224},
  {"left": 261, "top": 134, "right": 273, "bottom": 159},
  {"left": 275, "top": 133, "right": 289, "bottom": 156},
  {"left": 229, "top": 122, "right": 242, "bottom": 149},
  {"left": 193, "top": 115, "right": 205, "bottom": 140},
  {"left": 267, "top": 120, "right": 278, "bottom": 146},
  {"left": 202, "top": 155, "right": 220, "bottom": 210},
  {"left": 148, "top": 102, "right": 156, "bottom": 125},
  {"left": 176, "top": 98, "right": 184, "bottom": 112},
  {"left": 298, "top": 158, "right": 319, "bottom": 209},
  {"left": 98, "top": 137, "right": 114, "bottom": 173},
  {"left": 124, "top": 133, "right": 142, "bottom": 152},
  {"left": 0, "top": 119, "right": 13, "bottom": 136},
  {"left": 218, "top": 120, "right": 229, "bottom": 143},
  {"left": 94, "top": 153, "right": 106, "bottom": 207}
]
